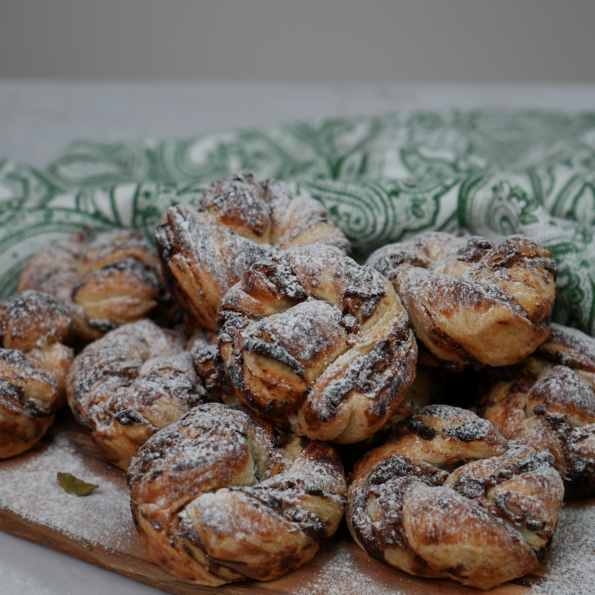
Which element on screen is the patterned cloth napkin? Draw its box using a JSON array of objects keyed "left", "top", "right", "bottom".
[{"left": 2, "top": 110, "right": 595, "bottom": 333}]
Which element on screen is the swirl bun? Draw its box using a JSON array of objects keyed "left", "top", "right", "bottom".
[
  {"left": 0, "top": 290, "right": 73, "bottom": 408},
  {"left": 367, "top": 232, "right": 557, "bottom": 369},
  {"left": 127, "top": 403, "right": 346, "bottom": 586},
  {"left": 478, "top": 323, "right": 595, "bottom": 497},
  {"left": 0, "top": 349, "right": 59, "bottom": 458},
  {"left": 218, "top": 243, "right": 417, "bottom": 444},
  {"left": 66, "top": 320, "right": 211, "bottom": 470},
  {"left": 346, "top": 405, "right": 563, "bottom": 590},
  {"left": 155, "top": 172, "right": 350, "bottom": 331},
  {"left": 18, "top": 228, "right": 169, "bottom": 344}
]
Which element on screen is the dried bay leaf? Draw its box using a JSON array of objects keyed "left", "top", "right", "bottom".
[{"left": 57, "top": 472, "right": 98, "bottom": 496}]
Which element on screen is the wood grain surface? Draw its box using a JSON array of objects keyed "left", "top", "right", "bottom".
[{"left": 0, "top": 410, "right": 588, "bottom": 595}]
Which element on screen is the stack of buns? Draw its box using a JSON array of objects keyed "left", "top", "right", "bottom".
[{"left": 6, "top": 170, "right": 591, "bottom": 591}]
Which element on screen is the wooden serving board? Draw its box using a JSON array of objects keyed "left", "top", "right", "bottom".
[{"left": 0, "top": 410, "right": 591, "bottom": 595}]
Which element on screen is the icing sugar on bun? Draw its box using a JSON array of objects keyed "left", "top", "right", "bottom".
[
  {"left": 218, "top": 243, "right": 417, "bottom": 444},
  {"left": 0, "top": 290, "right": 73, "bottom": 408},
  {"left": 0, "top": 350, "right": 59, "bottom": 459},
  {"left": 346, "top": 405, "right": 563, "bottom": 590},
  {"left": 18, "top": 228, "right": 169, "bottom": 344},
  {"left": 367, "top": 232, "right": 557, "bottom": 369},
  {"left": 478, "top": 323, "right": 595, "bottom": 497},
  {"left": 67, "top": 320, "right": 211, "bottom": 470},
  {"left": 128, "top": 403, "right": 346, "bottom": 586},
  {"left": 155, "top": 172, "right": 350, "bottom": 331}
]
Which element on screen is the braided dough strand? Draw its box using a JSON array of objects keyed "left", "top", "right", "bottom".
[
  {"left": 218, "top": 244, "right": 417, "bottom": 443},
  {"left": 0, "top": 290, "right": 75, "bottom": 458},
  {"left": 0, "top": 349, "right": 58, "bottom": 459},
  {"left": 128, "top": 403, "right": 346, "bottom": 586},
  {"left": 0, "top": 290, "right": 73, "bottom": 408},
  {"left": 155, "top": 172, "right": 350, "bottom": 331},
  {"left": 346, "top": 405, "right": 564, "bottom": 590},
  {"left": 19, "top": 228, "right": 169, "bottom": 344},
  {"left": 67, "top": 320, "right": 212, "bottom": 469},
  {"left": 367, "top": 232, "right": 557, "bottom": 368},
  {"left": 478, "top": 323, "right": 595, "bottom": 497}
]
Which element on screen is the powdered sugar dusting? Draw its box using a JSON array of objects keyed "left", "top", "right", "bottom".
[
  {"left": 1, "top": 412, "right": 595, "bottom": 592},
  {"left": 0, "top": 423, "right": 137, "bottom": 553},
  {"left": 538, "top": 323, "right": 595, "bottom": 373},
  {"left": 533, "top": 504, "right": 595, "bottom": 595},
  {"left": 293, "top": 543, "right": 405, "bottom": 595}
]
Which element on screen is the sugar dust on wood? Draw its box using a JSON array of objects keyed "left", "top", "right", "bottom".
[{"left": 0, "top": 422, "right": 138, "bottom": 553}]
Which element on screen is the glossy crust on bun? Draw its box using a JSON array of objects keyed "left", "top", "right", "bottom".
[{"left": 367, "top": 232, "right": 557, "bottom": 369}]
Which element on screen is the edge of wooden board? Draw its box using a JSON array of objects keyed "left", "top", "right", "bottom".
[{"left": 0, "top": 507, "right": 536, "bottom": 595}]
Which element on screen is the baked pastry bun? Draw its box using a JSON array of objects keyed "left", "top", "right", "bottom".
[
  {"left": 477, "top": 323, "right": 595, "bottom": 497},
  {"left": 346, "top": 405, "right": 563, "bottom": 590},
  {"left": 128, "top": 403, "right": 346, "bottom": 586},
  {"left": 367, "top": 232, "right": 557, "bottom": 369},
  {"left": 0, "top": 290, "right": 73, "bottom": 408},
  {"left": 18, "top": 228, "right": 169, "bottom": 344},
  {"left": 218, "top": 243, "right": 417, "bottom": 444},
  {"left": 155, "top": 172, "right": 350, "bottom": 331},
  {"left": 0, "top": 349, "right": 59, "bottom": 459},
  {"left": 67, "top": 320, "right": 211, "bottom": 470}
]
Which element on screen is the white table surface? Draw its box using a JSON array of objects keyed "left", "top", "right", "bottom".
[{"left": 1, "top": 80, "right": 595, "bottom": 595}]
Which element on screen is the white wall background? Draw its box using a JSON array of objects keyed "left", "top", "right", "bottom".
[{"left": 1, "top": 0, "right": 595, "bottom": 82}]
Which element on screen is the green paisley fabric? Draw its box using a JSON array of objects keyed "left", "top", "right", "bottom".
[{"left": 2, "top": 110, "right": 595, "bottom": 333}]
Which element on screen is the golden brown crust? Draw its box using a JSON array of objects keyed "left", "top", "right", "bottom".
[
  {"left": 346, "top": 405, "right": 564, "bottom": 590},
  {"left": 66, "top": 320, "right": 212, "bottom": 470},
  {"left": 217, "top": 243, "right": 417, "bottom": 444},
  {"left": 477, "top": 323, "right": 595, "bottom": 497},
  {"left": 367, "top": 232, "right": 557, "bottom": 368},
  {"left": 127, "top": 403, "right": 346, "bottom": 586},
  {"left": 0, "top": 290, "right": 70, "bottom": 352},
  {"left": 0, "top": 290, "right": 74, "bottom": 409},
  {"left": 535, "top": 322, "right": 595, "bottom": 385},
  {"left": 18, "top": 228, "right": 169, "bottom": 344},
  {"left": 155, "top": 172, "right": 350, "bottom": 331},
  {"left": 0, "top": 349, "right": 58, "bottom": 459}
]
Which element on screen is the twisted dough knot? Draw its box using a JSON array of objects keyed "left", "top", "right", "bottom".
[
  {"left": 19, "top": 228, "right": 170, "bottom": 344},
  {"left": 155, "top": 172, "right": 350, "bottom": 331},
  {"left": 0, "top": 290, "right": 73, "bottom": 408},
  {"left": 478, "top": 323, "right": 595, "bottom": 497},
  {"left": 218, "top": 243, "right": 417, "bottom": 444},
  {"left": 346, "top": 405, "right": 563, "bottom": 590},
  {"left": 128, "top": 403, "right": 346, "bottom": 586},
  {"left": 0, "top": 349, "right": 59, "bottom": 459},
  {"left": 67, "top": 320, "right": 212, "bottom": 470},
  {"left": 367, "top": 232, "right": 557, "bottom": 369},
  {"left": 0, "top": 290, "right": 74, "bottom": 458}
]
